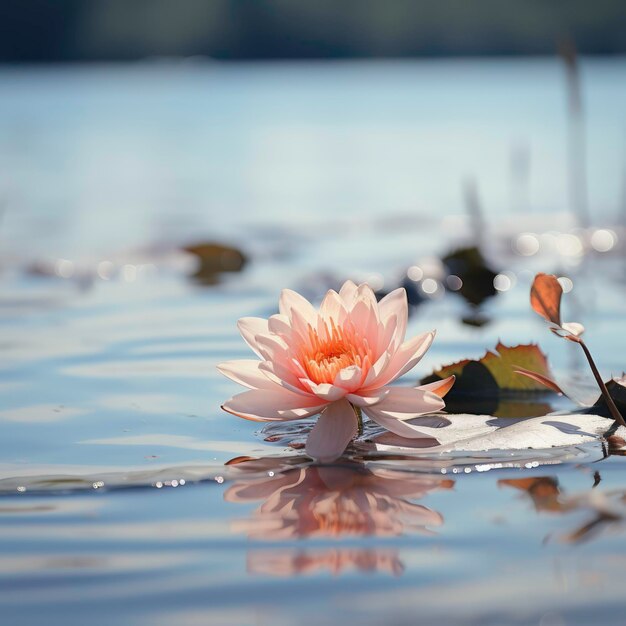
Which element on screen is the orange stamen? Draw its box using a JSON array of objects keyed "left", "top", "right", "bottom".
[{"left": 298, "top": 319, "right": 372, "bottom": 384}]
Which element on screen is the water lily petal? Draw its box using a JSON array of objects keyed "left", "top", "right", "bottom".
[
  {"left": 237, "top": 317, "right": 270, "bottom": 357},
  {"left": 371, "top": 386, "right": 445, "bottom": 418},
  {"left": 222, "top": 388, "right": 326, "bottom": 422},
  {"left": 346, "top": 388, "right": 390, "bottom": 407},
  {"left": 279, "top": 289, "right": 317, "bottom": 324},
  {"left": 305, "top": 399, "right": 358, "bottom": 462},
  {"left": 319, "top": 289, "right": 348, "bottom": 326},
  {"left": 362, "top": 349, "right": 392, "bottom": 388},
  {"left": 363, "top": 407, "right": 437, "bottom": 439},
  {"left": 418, "top": 375, "right": 456, "bottom": 398},
  {"left": 368, "top": 331, "right": 435, "bottom": 388},
  {"left": 288, "top": 305, "right": 314, "bottom": 342},
  {"left": 338, "top": 280, "right": 359, "bottom": 309},
  {"left": 217, "top": 359, "right": 277, "bottom": 390},
  {"left": 355, "top": 282, "right": 379, "bottom": 310},
  {"left": 378, "top": 288, "right": 408, "bottom": 348},
  {"left": 355, "top": 304, "right": 380, "bottom": 353},
  {"left": 333, "top": 365, "right": 363, "bottom": 391},
  {"left": 258, "top": 361, "right": 312, "bottom": 396},
  {"left": 376, "top": 313, "right": 398, "bottom": 358},
  {"left": 267, "top": 314, "right": 294, "bottom": 338},
  {"left": 254, "top": 333, "right": 290, "bottom": 363},
  {"left": 305, "top": 382, "right": 348, "bottom": 401}
]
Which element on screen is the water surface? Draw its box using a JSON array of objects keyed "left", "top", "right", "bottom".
[{"left": 1, "top": 59, "right": 626, "bottom": 625}]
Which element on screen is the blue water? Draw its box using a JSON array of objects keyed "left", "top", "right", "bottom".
[{"left": 1, "top": 59, "right": 626, "bottom": 625}]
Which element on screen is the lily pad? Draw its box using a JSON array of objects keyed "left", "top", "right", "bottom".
[
  {"left": 424, "top": 343, "right": 553, "bottom": 395},
  {"left": 368, "top": 413, "right": 623, "bottom": 453},
  {"left": 184, "top": 242, "right": 247, "bottom": 285},
  {"left": 422, "top": 343, "right": 557, "bottom": 417}
]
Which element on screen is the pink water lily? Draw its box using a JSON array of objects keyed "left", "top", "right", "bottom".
[{"left": 218, "top": 280, "right": 454, "bottom": 461}]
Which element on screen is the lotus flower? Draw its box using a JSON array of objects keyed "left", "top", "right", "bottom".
[{"left": 218, "top": 281, "right": 454, "bottom": 461}]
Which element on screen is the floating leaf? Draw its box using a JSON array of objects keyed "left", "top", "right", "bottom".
[
  {"left": 184, "top": 242, "right": 247, "bottom": 285},
  {"left": 424, "top": 342, "right": 555, "bottom": 396},
  {"left": 369, "top": 412, "right": 621, "bottom": 453}
]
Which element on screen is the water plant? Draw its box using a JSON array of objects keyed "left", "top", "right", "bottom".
[
  {"left": 522, "top": 273, "right": 626, "bottom": 431},
  {"left": 218, "top": 281, "right": 454, "bottom": 461}
]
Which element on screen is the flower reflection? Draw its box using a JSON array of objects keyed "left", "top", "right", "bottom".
[
  {"left": 246, "top": 548, "right": 405, "bottom": 577},
  {"left": 224, "top": 460, "right": 453, "bottom": 576}
]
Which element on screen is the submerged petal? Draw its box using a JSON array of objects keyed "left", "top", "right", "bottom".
[{"left": 305, "top": 399, "right": 358, "bottom": 462}]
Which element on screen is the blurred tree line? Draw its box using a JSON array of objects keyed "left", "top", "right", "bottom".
[{"left": 2, "top": 0, "right": 625, "bottom": 62}]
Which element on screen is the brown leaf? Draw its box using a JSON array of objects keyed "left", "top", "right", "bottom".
[
  {"left": 424, "top": 343, "right": 554, "bottom": 395},
  {"left": 530, "top": 273, "right": 562, "bottom": 327},
  {"left": 530, "top": 273, "right": 584, "bottom": 339}
]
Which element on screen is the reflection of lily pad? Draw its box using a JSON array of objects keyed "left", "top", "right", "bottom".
[{"left": 184, "top": 242, "right": 247, "bottom": 285}]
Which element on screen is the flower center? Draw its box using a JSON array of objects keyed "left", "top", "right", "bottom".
[{"left": 300, "top": 320, "right": 371, "bottom": 385}]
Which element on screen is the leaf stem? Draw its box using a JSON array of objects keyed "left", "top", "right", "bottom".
[
  {"left": 572, "top": 337, "right": 626, "bottom": 429},
  {"left": 352, "top": 404, "right": 363, "bottom": 437}
]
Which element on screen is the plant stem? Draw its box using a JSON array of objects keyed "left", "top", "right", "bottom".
[
  {"left": 352, "top": 404, "right": 363, "bottom": 437},
  {"left": 574, "top": 337, "right": 626, "bottom": 429}
]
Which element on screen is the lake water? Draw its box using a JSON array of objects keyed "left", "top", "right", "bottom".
[{"left": 1, "top": 59, "right": 626, "bottom": 625}]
